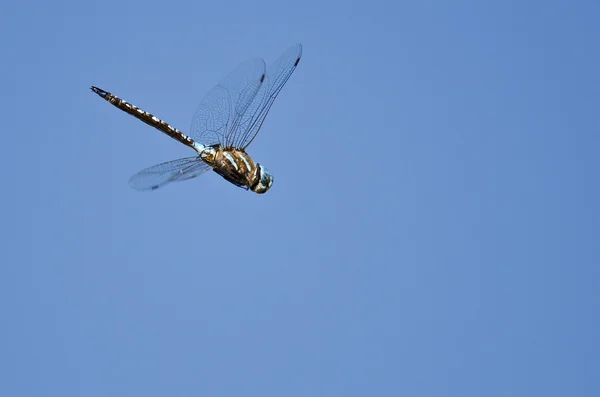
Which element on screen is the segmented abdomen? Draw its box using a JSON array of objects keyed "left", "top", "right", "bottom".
[{"left": 90, "top": 86, "right": 196, "bottom": 148}]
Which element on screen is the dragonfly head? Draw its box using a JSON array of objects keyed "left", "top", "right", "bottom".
[{"left": 250, "top": 164, "right": 273, "bottom": 194}]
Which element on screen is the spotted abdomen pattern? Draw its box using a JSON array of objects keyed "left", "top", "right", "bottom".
[{"left": 91, "top": 86, "right": 197, "bottom": 149}]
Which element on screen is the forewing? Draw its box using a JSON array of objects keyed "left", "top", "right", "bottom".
[
  {"left": 189, "top": 59, "right": 266, "bottom": 147},
  {"left": 233, "top": 44, "right": 302, "bottom": 149},
  {"left": 128, "top": 157, "right": 212, "bottom": 191}
]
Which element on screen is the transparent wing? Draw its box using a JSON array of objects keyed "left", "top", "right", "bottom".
[
  {"left": 128, "top": 157, "right": 212, "bottom": 191},
  {"left": 189, "top": 58, "right": 266, "bottom": 147},
  {"left": 231, "top": 43, "right": 302, "bottom": 149}
]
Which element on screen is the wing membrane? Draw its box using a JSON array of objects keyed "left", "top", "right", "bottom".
[
  {"left": 189, "top": 59, "right": 266, "bottom": 147},
  {"left": 234, "top": 44, "right": 302, "bottom": 149},
  {"left": 189, "top": 44, "right": 302, "bottom": 149},
  {"left": 128, "top": 157, "right": 212, "bottom": 191}
]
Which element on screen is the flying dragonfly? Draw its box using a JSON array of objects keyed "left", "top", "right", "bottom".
[{"left": 91, "top": 44, "right": 302, "bottom": 193}]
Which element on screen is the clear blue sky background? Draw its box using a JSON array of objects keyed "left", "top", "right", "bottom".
[{"left": 1, "top": 1, "right": 598, "bottom": 396}]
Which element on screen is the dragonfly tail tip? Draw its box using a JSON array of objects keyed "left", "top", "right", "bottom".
[{"left": 90, "top": 86, "right": 108, "bottom": 98}]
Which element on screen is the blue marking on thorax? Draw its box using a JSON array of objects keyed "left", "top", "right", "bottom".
[
  {"left": 193, "top": 142, "right": 206, "bottom": 153},
  {"left": 223, "top": 152, "right": 238, "bottom": 170}
]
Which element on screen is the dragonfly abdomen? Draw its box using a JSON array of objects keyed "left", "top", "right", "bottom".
[{"left": 90, "top": 86, "right": 196, "bottom": 149}]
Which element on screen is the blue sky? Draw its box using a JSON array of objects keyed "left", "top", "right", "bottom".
[{"left": 1, "top": 1, "right": 599, "bottom": 396}]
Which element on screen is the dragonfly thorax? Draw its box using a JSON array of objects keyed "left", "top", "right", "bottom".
[
  {"left": 200, "top": 145, "right": 273, "bottom": 194},
  {"left": 198, "top": 144, "right": 218, "bottom": 163}
]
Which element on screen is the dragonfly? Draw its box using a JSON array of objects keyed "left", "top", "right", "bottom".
[{"left": 91, "top": 44, "right": 302, "bottom": 193}]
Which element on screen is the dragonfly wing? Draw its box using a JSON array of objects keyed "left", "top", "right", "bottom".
[
  {"left": 234, "top": 44, "right": 302, "bottom": 149},
  {"left": 128, "top": 157, "right": 212, "bottom": 191},
  {"left": 189, "top": 58, "right": 266, "bottom": 148}
]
